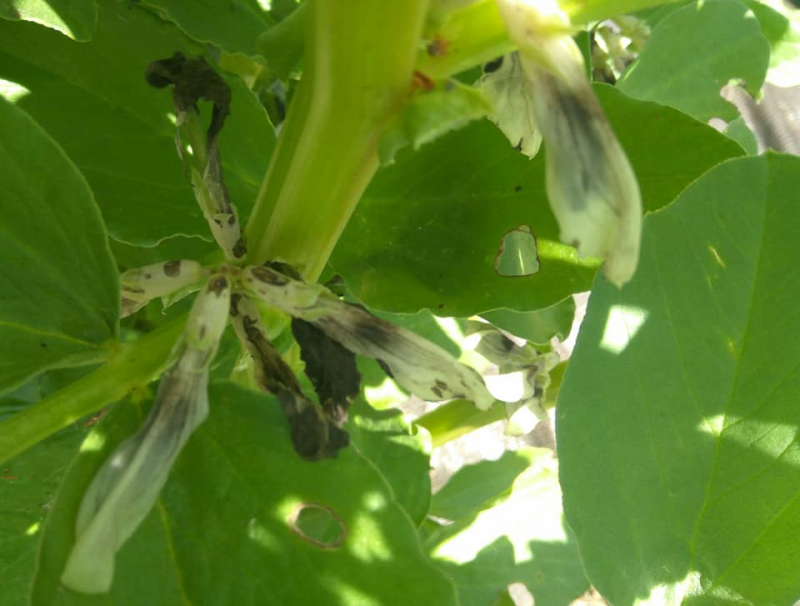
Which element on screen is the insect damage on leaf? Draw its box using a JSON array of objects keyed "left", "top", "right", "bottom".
[{"left": 291, "top": 318, "right": 361, "bottom": 423}]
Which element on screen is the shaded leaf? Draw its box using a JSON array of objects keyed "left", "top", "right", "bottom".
[
  {"left": 331, "top": 85, "right": 743, "bottom": 316},
  {"left": 428, "top": 449, "right": 588, "bottom": 606},
  {"left": 33, "top": 382, "right": 458, "bottom": 604},
  {"left": 0, "top": 0, "right": 275, "bottom": 246},
  {"left": 482, "top": 297, "right": 576, "bottom": 344},
  {"left": 140, "top": 0, "right": 275, "bottom": 55},
  {"left": 0, "top": 0, "right": 96, "bottom": 41},
  {"left": 430, "top": 449, "right": 532, "bottom": 521},
  {"left": 557, "top": 154, "right": 800, "bottom": 605},
  {"left": 0, "top": 424, "right": 87, "bottom": 605},
  {"left": 0, "top": 97, "right": 117, "bottom": 395},
  {"left": 618, "top": 0, "right": 770, "bottom": 121},
  {"left": 379, "top": 79, "right": 491, "bottom": 165},
  {"left": 346, "top": 398, "right": 432, "bottom": 526}
]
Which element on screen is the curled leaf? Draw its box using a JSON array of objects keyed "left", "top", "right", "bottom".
[{"left": 61, "top": 276, "right": 231, "bottom": 594}]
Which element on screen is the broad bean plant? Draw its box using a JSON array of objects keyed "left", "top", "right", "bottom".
[{"left": 1, "top": 0, "right": 798, "bottom": 604}]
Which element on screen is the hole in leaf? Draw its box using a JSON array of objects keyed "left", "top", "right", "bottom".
[
  {"left": 494, "top": 226, "right": 540, "bottom": 277},
  {"left": 288, "top": 503, "right": 346, "bottom": 548}
]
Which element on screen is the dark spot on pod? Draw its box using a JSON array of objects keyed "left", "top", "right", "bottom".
[
  {"left": 227, "top": 215, "right": 236, "bottom": 225},
  {"left": 437, "top": 303, "right": 445, "bottom": 309},
  {"left": 435, "top": 379, "right": 448, "bottom": 391},
  {"left": 207, "top": 275, "right": 229, "bottom": 294},
  {"left": 144, "top": 273, "right": 152, "bottom": 279},
  {"left": 163, "top": 260, "right": 181, "bottom": 277},
  {"left": 483, "top": 57, "right": 504, "bottom": 73},
  {"left": 431, "top": 386, "right": 443, "bottom": 398},
  {"left": 198, "top": 325, "right": 207, "bottom": 340},
  {"left": 514, "top": 185, "right": 522, "bottom": 193},
  {"left": 40, "top": 341, "right": 47, "bottom": 348},
  {"left": 250, "top": 266, "right": 288, "bottom": 286}
]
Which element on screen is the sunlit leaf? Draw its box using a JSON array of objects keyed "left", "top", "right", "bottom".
[{"left": 558, "top": 153, "right": 800, "bottom": 605}]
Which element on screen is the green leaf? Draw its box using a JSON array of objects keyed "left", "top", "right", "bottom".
[
  {"left": 0, "top": 423, "right": 87, "bottom": 605},
  {"left": 379, "top": 80, "right": 491, "bottom": 165},
  {"left": 557, "top": 153, "right": 800, "bottom": 605},
  {"left": 34, "top": 382, "right": 457, "bottom": 604},
  {"left": 331, "top": 85, "right": 743, "bottom": 316},
  {"left": 430, "top": 449, "right": 532, "bottom": 521},
  {"left": 428, "top": 448, "right": 588, "bottom": 606},
  {"left": 0, "top": 0, "right": 275, "bottom": 246},
  {"left": 482, "top": 297, "right": 576, "bottom": 344},
  {"left": 346, "top": 399, "right": 433, "bottom": 526},
  {"left": 618, "top": 0, "right": 770, "bottom": 121},
  {"left": 139, "top": 0, "right": 275, "bottom": 55},
  {"left": 0, "top": 0, "right": 96, "bottom": 41},
  {"left": 0, "top": 97, "right": 117, "bottom": 395}
]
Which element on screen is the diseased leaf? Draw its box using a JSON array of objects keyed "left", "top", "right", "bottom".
[
  {"left": 0, "top": 97, "right": 117, "bottom": 395},
  {"left": 33, "top": 382, "right": 459, "bottom": 605},
  {"left": 0, "top": 0, "right": 275, "bottom": 246},
  {"left": 617, "top": 0, "right": 770, "bottom": 121},
  {"left": 0, "top": 0, "right": 96, "bottom": 41},
  {"left": 331, "top": 85, "right": 743, "bottom": 316},
  {"left": 557, "top": 154, "right": 800, "bottom": 605}
]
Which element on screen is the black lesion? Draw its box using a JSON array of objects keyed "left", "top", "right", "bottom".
[
  {"left": 234, "top": 296, "right": 349, "bottom": 461},
  {"left": 291, "top": 319, "right": 361, "bottom": 424},
  {"left": 206, "top": 275, "right": 228, "bottom": 295},
  {"left": 483, "top": 57, "right": 504, "bottom": 73},
  {"left": 145, "top": 52, "right": 231, "bottom": 145},
  {"left": 250, "top": 266, "right": 289, "bottom": 286}
]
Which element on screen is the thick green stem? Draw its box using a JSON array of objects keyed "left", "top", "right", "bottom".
[
  {"left": 245, "top": 0, "right": 430, "bottom": 280},
  {"left": 0, "top": 317, "right": 186, "bottom": 465},
  {"left": 416, "top": 0, "right": 680, "bottom": 80}
]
